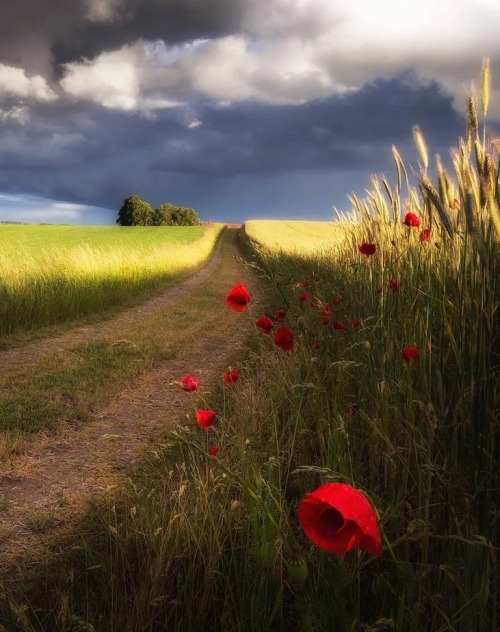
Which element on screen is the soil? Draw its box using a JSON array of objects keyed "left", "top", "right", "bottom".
[{"left": 0, "top": 227, "right": 259, "bottom": 565}]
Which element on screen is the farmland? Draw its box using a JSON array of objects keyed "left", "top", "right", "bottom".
[
  {"left": 0, "top": 223, "right": 223, "bottom": 338},
  {"left": 0, "top": 71, "right": 498, "bottom": 632},
  {"left": 245, "top": 219, "right": 347, "bottom": 254}
]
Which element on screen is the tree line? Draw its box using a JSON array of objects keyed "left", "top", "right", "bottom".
[{"left": 116, "top": 195, "right": 200, "bottom": 226}]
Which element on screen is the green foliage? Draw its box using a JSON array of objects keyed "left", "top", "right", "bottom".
[
  {"left": 116, "top": 194, "right": 154, "bottom": 226},
  {"left": 154, "top": 203, "right": 200, "bottom": 226},
  {"left": 117, "top": 195, "right": 200, "bottom": 227}
]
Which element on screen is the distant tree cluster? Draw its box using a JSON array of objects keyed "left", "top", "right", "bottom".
[{"left": 116, "top": 195, "right": 201, "bottom": 226}]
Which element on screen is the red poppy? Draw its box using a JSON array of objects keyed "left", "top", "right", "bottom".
[
  {"left": 298, "top": 482, "right": 382, "bottom": 555},
  {"left": 389, "top": 279, "right": 401, "bottom": 293},
  {"left": 350, "top": 318, "right": 361, "bottom": 329},
  {"left": 401, "top": 347, "right": 420, "bottom": 363},
  {"left": 300, "top": 278, "right": 309, "bottom": 287},
  {"left": 344, "top": 403, "right": 359, "bottom": 417},
  {"left": 274, "top": 326, "right": 294, "bottom": 352},
  {"left": 311, "top": 342, "right": 320, "bottom": 350},
  {"left": 299, "top": 293, "right": 310, "bottom": 302},
  {"left": 359, "top": 243, "right": 377, "bottom": 257},
  {"left": 226, "top": 284, "right": 250, "bottom": 312},
  {"left": 224, "top": 369, "right": 239, "bottom": 385},
  {"left": 332, "top": 320, "right": 345, "bottom": 330},
  {"left": 180, "top": 374, "right": 199, "bottom": 391},
  {"left": 255, "top": 316, "right": 274, "bottom": 335},
  {"left": 208, "top": 446, "right": 219, "bottom": 457},
  {"left": 420, "top": 228, "right": 431, "bottom": 242},
  {"left": 275, "top": 309, "right": 286, "bottom": 321},
  {"left": 195, "top": 409, "right": 216, "bottom": 429},
  {"left": 403, "top": 212, "right": 420, "bottom": 227},
  {"left": 332, "top": 296, "right": 341, "bottom": 306},
  {"left": 310, "top": 300, "right": 319, "bottom": 309},
  {"left": 321, "top": 305, "right": 332, "bottom": 325}
]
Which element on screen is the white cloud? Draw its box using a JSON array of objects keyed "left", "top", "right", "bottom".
[
  {"left": 53, "top": 0, "right": 500, "bottom": 118},
  {"left": 0, "top": 64, "right": 56, "bottom": 102},
  {"left": 61, "top": 47, "right": 139, "bottom": 110},
  {"left": 173, "top": 0, "right": 500, "bottom": 114},
  {"left": 60, "top": 43, "right": 184, "bottom": 112},
  {"left": 0, "top": 105, "right": 30, "bottom": 124},
  {"left": 0, "top": 193, "right": 113, "bottom": 225}
]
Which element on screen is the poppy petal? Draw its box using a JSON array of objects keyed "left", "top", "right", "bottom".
[
  {"left": 195, "top": 409, "right": 216, "bottom": 429},
  {"left": 226, "top": 284, "right": 250, "bottom": 312},
  {"left": 298, "top": 483, "right": 382, "bottom": 556},
  {"left": 274, "top": 326, "right": 294, "bottom": 352}
]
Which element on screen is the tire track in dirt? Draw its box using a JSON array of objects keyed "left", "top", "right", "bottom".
[{"left": 0, "top": 228, "right": 259, "bottom": 564}]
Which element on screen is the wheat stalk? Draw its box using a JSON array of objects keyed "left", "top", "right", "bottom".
[{"left": 413, "top": 125, "right": 428, "bottom": 171}]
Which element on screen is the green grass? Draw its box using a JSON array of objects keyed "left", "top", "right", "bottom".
[
  {"left": 0, "top": 224, "right": 207, "bottom": 258},
  {"left": 0, "top": 230, "right": 243, "bottom": 439},
  {"left": 0, "top": 224, "right": 223, "bottom": 337}
]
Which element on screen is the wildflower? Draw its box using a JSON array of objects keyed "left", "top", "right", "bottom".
[
  {"left": 310, "top": 300, "right": 319, "bottom": 309},
  {"left": 208, "top": 446, "right": 219, "bottom": 457},
  {"left": 300, "top": 278, "right": 309, "bottom": 287},
  {"left": 299, "top": 293, "right": 310, "bottom": 302},
  {"left": 420, "top": 228, "right": 431, "bottom": 242},
  {"left": 275, "top": 309, "right": 286, "bottom": 321},
  {"left": 359, "top": 243, "right": 377, "bottom": 257},
  {"left": 226, "top": 284, "right": 250, "bottom": 312},
  {"left": 255, "top": 316, "right": 274, "bottom": 335},
  {"left": 350, "top": 319, "right": 361, "bottom": 329},
  {"left": 403, "top": 212, "right": 420, "bottom": 227},
  {"left": 180, "top": 374, "right": 199, "bottom": 391},
  {"left": 332, "top": 296, "right": 341, "bottom": 306},
  {"left": 196, "top": 409, "right": 216, "bottom": 429},
  {"left": 321, "top": 305, "right": 333, "bottom": 325},
  {"left": 311, "top": 342, "right": 320, "bottom": 350},
  {"left": 344, "top": 403, "right": 359, "bottom": 417},
  {"left": 274, "top": 326, "right": 294, "bottom": 352},
  {"left": 389, "top": 279, "right": 401, "bottom": 293},
  {"left": 224, "top": 369, "right": 239, "bottom": 385},
  {"left": 297, "top": 482, "right": 382, "bottom": 555},
  {"left": 332, "top": 320, "right": 345, "bottom": 330},
  {"left": 401, "top": 347, "right": 420, "bottom": 363}
]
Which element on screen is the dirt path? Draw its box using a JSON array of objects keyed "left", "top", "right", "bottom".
[{"left": 0, "top": 228, "right": 259, "bottom": 564}]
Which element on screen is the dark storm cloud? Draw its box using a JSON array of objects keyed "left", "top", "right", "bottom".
[
  {"left": 0, "top": 74, "right": 465, "bottom": 216},
  {"left": 0, "top": 0, "right": 246, "bottom": 77},
  {"left": 0, "top": 0, "right": 86, "bottom": 76},
  {"left": 151, "top": 75, "right": 463, "bottom": 177},
  {"left": 52, "top": 0, "right": 246, "bottom": 69}
]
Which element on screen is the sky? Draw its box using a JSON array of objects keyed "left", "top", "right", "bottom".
[{"left": 0, "top": 0, "right": 499, "bottom": 225}]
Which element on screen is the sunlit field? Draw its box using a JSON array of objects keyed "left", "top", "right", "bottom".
[
  {"left": 245, "top": 220, "right": 348, "bottom": 255},
  {"left": 0, "top": 224, "right": 224, "bottom": 337},
  {"left": 1, "top": 64, "right": 498, "bottom": 632}
]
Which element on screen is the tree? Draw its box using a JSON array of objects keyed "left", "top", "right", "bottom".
[
  {"left": 153, "top": 203, "right": 176, "bottom": 226},
  {"left": 153, "top": 204, "right": 200, "bottom": 226},
  {"left": 116, "top": 195, "right": 154, "bottom": 226}
]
